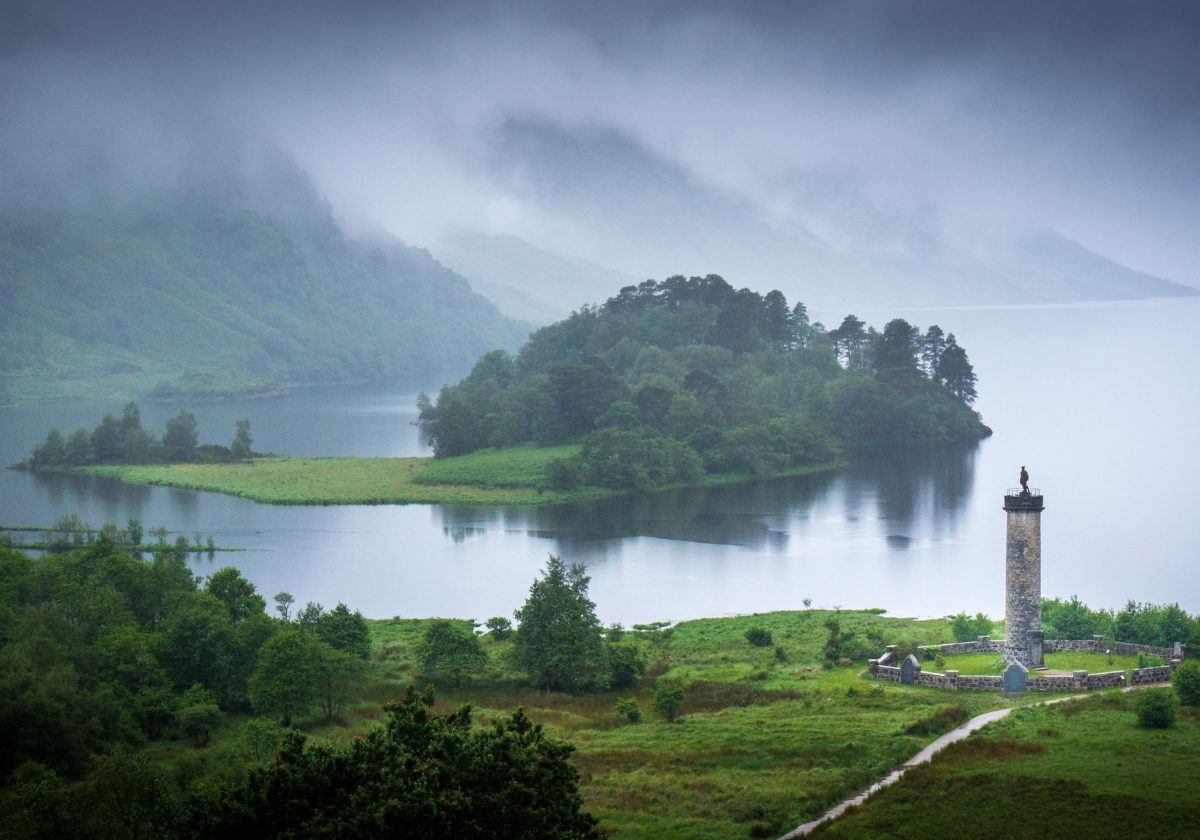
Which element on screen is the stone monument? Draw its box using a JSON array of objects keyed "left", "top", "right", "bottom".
[{"left": 1004, "top": 470, "right": 1044, "bottom": 667}]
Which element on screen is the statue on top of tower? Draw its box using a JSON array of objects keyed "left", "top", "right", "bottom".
[{"left": 1019, "top": 465, "right": 1029, "bottom": 495}]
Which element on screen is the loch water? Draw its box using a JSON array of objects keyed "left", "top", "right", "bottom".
[{"left": 2, "top": 297, "right": 1197, "bottom": 624}]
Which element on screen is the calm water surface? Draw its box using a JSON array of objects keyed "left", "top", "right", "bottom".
[{"left": 1, "top": 297, "right": 1197, "bottom": 624}]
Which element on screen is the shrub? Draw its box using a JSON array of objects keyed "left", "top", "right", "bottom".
[
  {"left": 653, "top": 680, "right": 685, "bottom": 723},
  {"left": 934, "top": 655, "right": 947, "bottom": 670},
  {"left": 1173, "top": 660, "right": 1200, "bottom": 706},
  {"left": 417, "top": 620, "right": 487, "bottom": 685},
  {"left": 1138, "top": 652, "right": 1166, "bottom": 668},
  {"left": 745, "top": 627, "right": 773, "bottom": 647},
  {"left": 1135, "top": 688, "right": 1178, "bottom": 728},
  {"left": 904, "top": 704, "right": 970, "bottom": 736},
  {"left": 485, "top": 616, "right": 513, "bottom": 640},
  {"left": 949, "top": 611, "right": 993, "bottom": 642},
  {"left": 774, "top": 645, "right": 787, "bottom": 663},
  {"left": 614, "top": 697, "right": 641, "bottom": 723},
  {"left": 606, "top": 642, "right": 645, "bottom": 690}
]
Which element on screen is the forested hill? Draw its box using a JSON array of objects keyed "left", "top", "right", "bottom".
[
  {"left": 422, "top": 275, "right": 989, "bottom": 491},
  {"left": 0, "top": 158, "right": 526, "bottom": 402}
]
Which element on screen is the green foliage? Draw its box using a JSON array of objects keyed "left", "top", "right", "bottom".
[
  {"left": 249, "top": 629, "right": 316, "bottom": 726},
  {"left": 606, "top": 642, "right": 646, "bottom": 690},
  {"left": 314, "top": 602, "right": 371, "bottom": 658},
  {"left": 178, "top": 685, "right": 222, "bottom": 747},
  {"left": 1137, "top": 652, "right": 1166, "bottom": 668},
  {"left": 822, "top": 617, "right": 859, "bottom": 665},
  {"left": 231, "top": 419, "right": 253, "bottom": 460},
  {"left": 191, "top": 687, "right": 599, "bottom": 838},
  {"left": 239, "top": 719, "right": 284, "bottom": 766},
  {"left": 745, "top": 627, "right": 773, "bottom": 647},
  {"left": 423, "top": 275, "right": 987, "bottom": 479},
  {"left": 417, "top": 620, "right": 487, "bottom": 685},
  {"left": 0, "top": 170, "right": 525, "bottom": 401},
  {"left": 514, "top": 556, "right": 609, "bottom": 692},
  {"left": 572, "top": 426, "right": 704, "bottom": 490},
  {"left": 1115, "top": 600, "right": 1191, "bottom": 648},
  {"left": 1135, "top": 688, "right": 1178, "bottom": 728},
  {"left": 163, "top": 410, "right": 199, "bottom": 462},
  {"left": 615, "top": 697, "right": 642, "bottom": 724},
  {"left": 1041, "top": 595, "right": 1114, "bottom": 640},
  {"left": 485, "top": 615, "right": 513, "bottom": 639},
  {"left": 948, "top": 611, "right": 994, "bottom": 642},
  {"left": 653, "top": 680, "right": 685, "bottom": 723},
  {"left": 312, "top": 644, "right": 363, "bottom": 722},
  {"left": 273, "top": 591, "right": 294, "bottom": 621},
  {"left": 1172, "top": 660, "right": 1200, "bottom": 707},
  {"left": 206, "top": 567, "right": 267, "bottom": 622}
]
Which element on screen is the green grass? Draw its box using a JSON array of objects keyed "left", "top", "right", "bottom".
[
  {"left": 255, "top": 610, "right": 1040, "bottom": 839},
  {"left": 412, "top": 444, "right": 582, "bottom": 488},
  {"left": 69, "top": 448, "right": 839, "bottom": 506},
  {"left": 813, "top": 693, "right": 1200, "bottom": 838},
  {"left": 76, "top": 455, "right": 590, "bottom": 505},
  {"left": 143, "top": 609, "right": 1189, "bottom": 839},
  {"left": 929, "top": 652, "right": 1141, "bottom": 676}
]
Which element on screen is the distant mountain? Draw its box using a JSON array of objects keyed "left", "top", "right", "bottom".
[
  {"left": 0, "top": 151, "right": 527, "bottom": 402},
  {"left": 433, "top": 229, "right": 636, "bottom": 322},
  {"left": 459, "top": 118, "right": 1196, "bottom": 314}
]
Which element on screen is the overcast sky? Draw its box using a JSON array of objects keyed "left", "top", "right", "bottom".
[{"left": 3, "top": 0, "right": 1198, "bottom": 285}]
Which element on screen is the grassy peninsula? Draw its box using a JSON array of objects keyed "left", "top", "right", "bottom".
[{"left": 74, "top": 446, "right": 839, "bottom": 505}]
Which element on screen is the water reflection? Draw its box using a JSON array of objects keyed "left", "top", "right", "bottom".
[{"left": 435, "top": 447, "right": 975, "bottom": 553}]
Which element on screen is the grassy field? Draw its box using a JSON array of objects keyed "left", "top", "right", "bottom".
[
  {"left": 152, "top": 610, "right": 1079, "bottom": 840},
  {"left": 813, "top": 691, "right": 1200, "bottom": 838},
  {"left": 71, "top": 446, "right": 838, "bottom": 506},
  {"left": 931, "top": 651, "right": 1144, "bottom": 676}
]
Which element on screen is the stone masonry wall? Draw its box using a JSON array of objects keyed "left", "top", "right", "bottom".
[
  {"left": 1111, "top": 641, "right": 1178, "bottom": 659},
  {"left": 1005, "top": 509, "right": 1042, "bottom": 665},
  {"left": 869, "top": 643, "right": 1178, "bottom": 692},
  {"left": 1131, "top": 664, "right": 1178, "bottom": 685},
  {"left": 1086, "top": 671, "right": 1126, "bottom": 689}
]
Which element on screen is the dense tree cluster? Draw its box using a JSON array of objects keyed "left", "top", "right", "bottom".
[
  {"left": 422, "top": 275, "right": 987, "bottom": 490},
  {"left": 0, "top": 542, "right": 371, "bottom": 836},
  {"left": 1040, "top": 595, "right": 1199, "bottom": 649},
  {"left": 192, "top": 687, "right": 598, "bottom": 839},
  {"left": 26, "top": 403, "right": 256, "bottom": 467}
]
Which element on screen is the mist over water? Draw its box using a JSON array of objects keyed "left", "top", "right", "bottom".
[{"left": 3, "top": 298, "right": 1196, "bottom": 624}]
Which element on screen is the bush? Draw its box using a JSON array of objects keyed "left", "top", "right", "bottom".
[
  {"left": 606, "top": 642, "right": 646, "bottom": 689},
  {"left": 653, "top": 680, "right": 685, "bottom": 723},
  {"left": 485, "top": 616, "right": 513, "bottom": 640},
  {"left": 417, "top": 620, "right": 487, "bottom": 685},
  {"left": 1173, "top": 660, "right": 1200, "bottom": 706},
  {"left": 745, "top": 627, "right": 773, "bottom": 647},
  {"left": 614, "top": 698, "right": 641, "bottom": 723},
  {"left": 904, "top": 704, "right": 970, "bottom": 736},
  {"left": 949, "top": 611, "right": 993, "bottom": 642},
  {"left": 1135, "top": 688, "right": 1178, "bottom": 728},
  {"left": 1138, "top": 652, "right": 1166, "bottom": 668}
]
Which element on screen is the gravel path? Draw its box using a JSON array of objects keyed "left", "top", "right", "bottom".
[{"left": 777, "top": 693, "right": 1089, "bottom": 838}]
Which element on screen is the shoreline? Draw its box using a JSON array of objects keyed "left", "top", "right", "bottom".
[{"left": 28, "top": 451, "right": 843, "bottom": 506}]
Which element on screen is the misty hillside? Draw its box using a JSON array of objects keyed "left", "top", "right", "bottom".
[
  {"left": 0, "top": 156, "right": 527, "bottom": 402},
  {"left": 433, "top": 229, "right": 637, "bottom": 322},
  {"left": 459, "top": 118, "right": 1195, "bottom": 316}
]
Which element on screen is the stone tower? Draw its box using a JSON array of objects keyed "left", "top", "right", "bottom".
[{"left": 1004, "top": 486, "right": 1045, "bottom": 667}]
